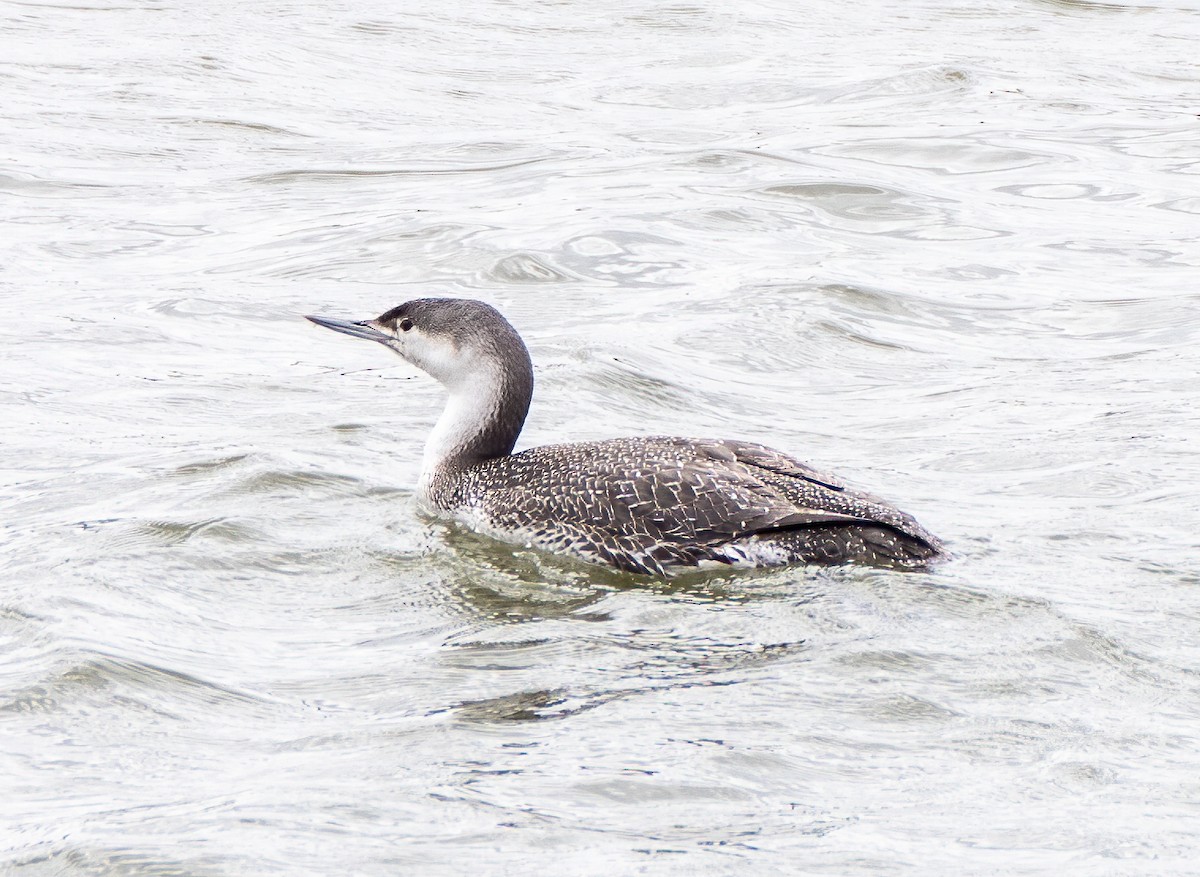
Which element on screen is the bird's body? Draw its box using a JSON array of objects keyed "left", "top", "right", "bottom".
[
  {"left": 307, "top": 298, "right": 944, "bottom": 575},
  {"left": 429, "top": 436, "right": 939, "bottom": 574}
]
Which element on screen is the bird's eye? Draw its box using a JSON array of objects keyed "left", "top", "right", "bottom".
[{"left": 399, "top": 318, "right": 414, "bottom": 332}]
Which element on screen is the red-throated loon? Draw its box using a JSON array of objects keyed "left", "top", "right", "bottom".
[{"left": 306, "top": 299, "right": 945, "bottom": 575}]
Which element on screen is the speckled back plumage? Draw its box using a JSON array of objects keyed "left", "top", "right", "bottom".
[{"left": 429, "top": 435, "right": 942, "bottom": 575}]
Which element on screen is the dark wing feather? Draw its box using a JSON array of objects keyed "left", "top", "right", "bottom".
[
  {"left": 708, "top": 438, "right": 935, "bottom": 544},
  {"left": 703, "top": 438, "right": 847, "bottom": 491}
]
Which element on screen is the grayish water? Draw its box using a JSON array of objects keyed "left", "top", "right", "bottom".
[{"left": 4, "top": 0, "right": 1200, "bottom": 873}]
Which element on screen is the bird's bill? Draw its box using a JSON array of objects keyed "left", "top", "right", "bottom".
[{"left": 305, "top": 315, "right": 392, "bottom": 343}]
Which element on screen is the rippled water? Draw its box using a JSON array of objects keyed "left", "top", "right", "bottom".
[{"left": 4, "top": 0, "right": 1200, "bottom": 873}]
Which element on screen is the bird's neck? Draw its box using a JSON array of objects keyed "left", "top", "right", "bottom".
[{"left": 418, "top": 357, "right": 533, "bottom": 502}]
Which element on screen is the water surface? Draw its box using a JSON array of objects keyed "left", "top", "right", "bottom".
[{"left": 3, "top": 0, "right": 1200, "bottom": 874}]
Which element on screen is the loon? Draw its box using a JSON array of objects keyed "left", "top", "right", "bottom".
[{"left": 306, "top": 298, "right": 944, "bottom": 575}]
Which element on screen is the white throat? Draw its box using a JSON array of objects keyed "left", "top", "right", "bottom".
[{"left": 417, "top": 381, "right": 504, "bottom": 498}]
